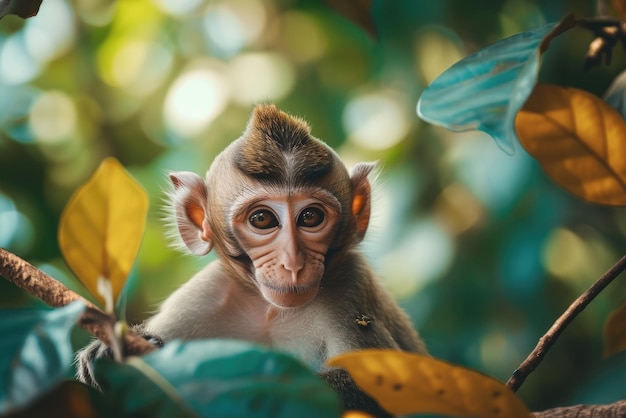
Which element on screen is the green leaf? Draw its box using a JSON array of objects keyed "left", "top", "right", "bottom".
[
  {"left": 147, "top": 340, "right": 341, "bottom": 417},
  {"left": 94, "top": 339, "right": 342, "bottom": 418},
  {"left": 417, "top": 14, "right": 575, "bottom": 154},
  {"left": 0, "top": 301, "right": 85, "bottom": 414},
  {"left": 93, "top": 358, "right": 198, "bottom": 418}
]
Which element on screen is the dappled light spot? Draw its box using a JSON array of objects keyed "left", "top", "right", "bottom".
[
  {"left": 0, "top": 35, "right": 40, "bottom": 84},
  {"left": 0, "top": 195, "right": 20, "bottom": 248},
  {"left": 0, "top": 85, "right": 39, "bottom": 143},
  {"left": 109, "top": 40, "right": 173, "bottom": 96},
  {"left": 76, "top": 0, "right": 116, "bottom": 27},
  {"left": 381, "top": 218, "right": 454, "bottom": 297},
  {"left": 543, "top": 227, "right": 617, "bottom": 292},
  {"left": 280, "top": 11, "right": 327, "bottom": 63},
  {"left": 0, "top": 193, "right": 34, "bottom": 253},
  {"left": 95, "top": 0, "right": 168, "bottom": 95},
  {"left": 444, "top": 132, "right": 533, "bottom": 215},
  {"left": 343, "top": 91, "right": 411, "bottom": 151},
  {"left": 0, "top": 0, "right": 75, "bottom": 85},
  {"left": 154, "top": 0, "right": 205, "bottom": 16},
  {"left": 163, "top": 64, "right": 229, "bottom": 138},
  {"left": 228, "top": 52, "right": 295, "bottom": 105},
  {"left": 479, "top": 328, "right": 530, "bottom": 381},
  {"left": 415, "top": 25, "right": 463, "bottom": 84},
  {"left": 203, "top": 0, "right": 267, "bottom": 58},
  {"left": 433, "top": 183, "right": 485, "bottom": 235},
  {"left": 23, "top": 0, "right": 75, "bottom": 64},
  {"left": 29, "top": 90, "right": 77, "bottom": 144},
  {"left": 499, "top": 1, "right": 545, "bottom": 36}
]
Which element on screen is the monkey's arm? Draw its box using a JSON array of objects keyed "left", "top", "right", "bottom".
[
  {"left": 74, "top": 263, "right": 228, "bottom": 387},
  {"left": 320, "top": 369, "right": 391, "bottom": 418}
]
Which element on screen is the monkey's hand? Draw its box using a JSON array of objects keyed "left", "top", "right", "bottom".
[{"left": 75, "top": 323, "right": 163, "bottom": 389}]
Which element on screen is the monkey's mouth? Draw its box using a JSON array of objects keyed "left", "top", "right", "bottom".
[{"left": 259, "top": 281, "right": 320, "bottom": 308}]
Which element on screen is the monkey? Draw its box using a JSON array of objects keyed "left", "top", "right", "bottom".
[{"left": 76, "top": 104, "right": 427, "bottom": 416}]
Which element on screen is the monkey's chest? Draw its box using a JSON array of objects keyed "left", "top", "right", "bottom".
[{"left": 215, "top": 302, "right": 328, "bottom": 369}]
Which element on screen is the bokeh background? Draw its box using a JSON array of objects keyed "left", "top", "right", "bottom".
[{"left": 1, "top": 0, "right": 626, "bottom": 412}]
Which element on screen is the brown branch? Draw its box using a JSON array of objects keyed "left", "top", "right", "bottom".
[
  {"left": 0, "top": 247, "right": 155, "bottom": 356},
  {"left": 534, "top": 400, "right": 626, "bottom": 417},
  {"left": 506, "top": 253, "right": 626, "bottom": 391}
]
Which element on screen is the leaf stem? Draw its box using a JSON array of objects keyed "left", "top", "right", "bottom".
[{"left": 506, "top": 252, "right": 626, "bottom": 391}]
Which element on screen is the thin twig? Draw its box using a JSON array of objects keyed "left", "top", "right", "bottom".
[
  {"left": 0, "top": 247, "right": 155, "bottom": 356},
  {"left": 506, "top": 253, "right": 626, "bottom": 391}
]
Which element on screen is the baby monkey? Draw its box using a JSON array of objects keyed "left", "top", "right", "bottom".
[{"left": 76, "top": 104, "right": 427, "bottom": 416}]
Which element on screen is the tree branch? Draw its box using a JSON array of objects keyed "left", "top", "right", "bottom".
[
  {"left": 534, "top": 400, "right": 626, "bottom": 417},
  {"left": 0, "top": 247, "right": 155, "bottom": 356},
  {"left": 506, "top": 253, "right": 626, "bottom": 391}
]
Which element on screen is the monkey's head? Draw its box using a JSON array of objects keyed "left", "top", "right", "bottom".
[{"left": 169, "top": 104, "right": 374, "bottom": 308}]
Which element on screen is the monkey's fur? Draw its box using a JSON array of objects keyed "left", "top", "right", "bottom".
[{"left": 76, "top": 104, "right": 427, "bottom": 416}]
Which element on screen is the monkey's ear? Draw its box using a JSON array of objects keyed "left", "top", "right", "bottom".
[
  {"left": 350, "top": 162, "right": 375, "bottom": 241},
  {"left": 169, "top": 171, "right": 214, "bottom": 256}
]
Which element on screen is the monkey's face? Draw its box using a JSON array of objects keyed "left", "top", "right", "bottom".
[{"left": 232, "top": 190, "right": 341, "bottom": 308}]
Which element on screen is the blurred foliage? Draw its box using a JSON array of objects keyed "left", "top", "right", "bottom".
[{"left": 1, "top": 0, "right": 626, "bottom": 412}]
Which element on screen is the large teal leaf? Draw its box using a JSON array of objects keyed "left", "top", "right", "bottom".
[
  {"left": 417, "top": 15, "right": 575, "bottom": 154},
  {"left": 95, "top": 339, "right": 341, "bottom": 418},
  {"left": 93, "top": 358, "right": 197, "bottom": 418},
  {"left": 0, "top": 301, "right": 85, "bottom": 413}
]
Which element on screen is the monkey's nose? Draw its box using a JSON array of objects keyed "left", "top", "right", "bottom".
[
  {"left": 281, "top": 255, "right": 304, "bottom": 283},
  {"left": 281, "top": 259, "right": 304, "bottom": 273}
]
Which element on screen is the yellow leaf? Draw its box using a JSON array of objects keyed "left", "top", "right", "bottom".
[
  {"left": 58, "top": 158, "right": 148, "bottom": 309},
  {"left": 328, "top": 350, "right": 532, "bottom": 418},
  {"left": 516, "top": 83, "right": 626, "bottom": 205},
  {"left": 604, "top": 300, "right": 626, "bottom": 357}
]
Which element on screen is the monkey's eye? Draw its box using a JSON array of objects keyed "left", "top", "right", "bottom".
[
  {"left": 297, "top": 207, "right": 325, "bottom": 228},
  {"left": 249, "top": 210, "right": 279, "bottom": 230}
]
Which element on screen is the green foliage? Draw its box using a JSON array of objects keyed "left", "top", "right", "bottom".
[
  {"left": 0, "top": 301, "right": 339, "bottom": 418},
  {"left": 143, "top": 340, "right": 339, "bottom": 415},
  {"left": 0, "top": 301, "right": 84, "bottom": 414}
]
